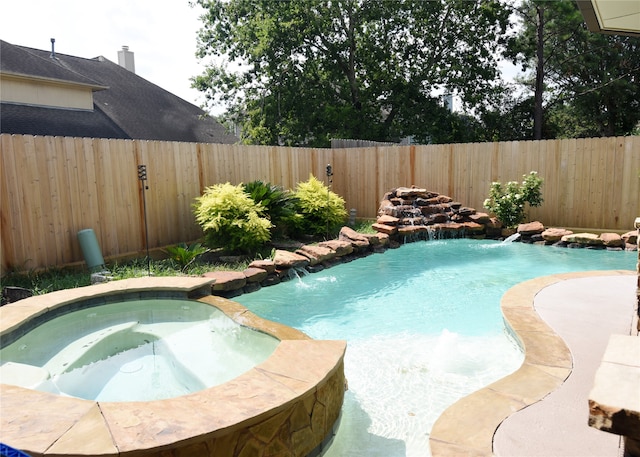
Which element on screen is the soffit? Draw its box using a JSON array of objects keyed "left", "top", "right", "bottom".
[{"left": 577, "top": 0, "right": 640, "bottom": 37}]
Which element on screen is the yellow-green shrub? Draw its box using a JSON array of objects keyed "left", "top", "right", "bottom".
[
  {"left": 194, "top": 183, "right": 272, "bottom": 253},
  {"left": 291, "top": 175, "right": 347, "bottom": 237}
]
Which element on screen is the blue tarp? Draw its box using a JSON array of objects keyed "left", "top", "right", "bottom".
[{"left": 0, "top": 443, "right": 30, "bottom": 457}]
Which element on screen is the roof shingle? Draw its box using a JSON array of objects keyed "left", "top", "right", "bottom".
[{"left": 0, "top": 40, "right": 237, "bottom": 144}]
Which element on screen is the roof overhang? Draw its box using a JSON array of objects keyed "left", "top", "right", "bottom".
[
  {"left": 0, "top": 71, "right": 109, "bottom": 92},
  {"left": 576, "top": 0, "right": 640, "bottom": 37}
]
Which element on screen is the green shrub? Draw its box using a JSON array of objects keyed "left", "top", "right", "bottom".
[
  {"left": 193, "top": 183, "right": 272, "bottom": 253},
  {"left": 483, "top": 171, "right": 544, "bottom": 228},
  {"left": 164, "top": 242, "right": 209, "bottom": 271},
  {"left": 242, "top": 180, "right": 299, "bottom": 237},
  {"left": 290, "top": 175, "right": 347, "bottom": 237}
]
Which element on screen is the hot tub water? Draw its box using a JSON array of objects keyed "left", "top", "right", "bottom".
[{"left": 0, "top": 299, "right": 279, "bottom": 402}]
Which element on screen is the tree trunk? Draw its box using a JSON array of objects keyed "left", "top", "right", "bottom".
[{"left": 534, "top": 5, "right": 544, "bottom": 140}]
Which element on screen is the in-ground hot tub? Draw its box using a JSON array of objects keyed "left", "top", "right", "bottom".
[
  {"left": 0, "top": 277, "right": 346, "bottom": 457},
  {"left": 1, "top": 297, "right": 280, "bottom": 402}
]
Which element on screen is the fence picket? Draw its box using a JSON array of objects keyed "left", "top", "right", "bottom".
[{"left": 1, "top": 134, "right": 638, "bottom": 273}]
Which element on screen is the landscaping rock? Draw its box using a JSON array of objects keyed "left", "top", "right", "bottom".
[
  {"left": 371, "top": 223, "right": 397, "bottom": 235},
  {"left": 261, "top": 275, "right": 281, "bottom": 287},
  {"left": 243, "top": 267, "right": 269, "bottom": 283},
  {"left": 518, "top": 221, "right": 545, "bottom": 236},
  {"left": 203, "top": 271, "right": 247, "bottom": 292},
  {"left": 248, "top": 259, "right": 276, "bottom": 274},
  {"left": 395, "top": 186, "right": 430, "bottom": 198},
  {"left": 318, "top": 240, "right": 353, "bottom": 257},
  {"left": 273, "top": 250, "right": 310, "bottom": 269},
  {"left": 372, "top": 186, "right": 514, "bottom": 241},
  {"left": 599, "top": 233, "right": 624, "bottom": 248},
  {"left": 378, "top": 199, "right": 395, "bottom": 215},
  {"left": 421, "top": 204, "right": 446, "bottom": 215},
  {"left": 374, "top": 232, "right": 389, "bottom": 246},
  {"left": 462, "top": 221, "right": 485, "bottom": 234},
  {"left": 457, "top": 207, "right": 476, "bottom": 217},
  {"left": 433, "top": 222, "right": 464, "bottom": 236},
  {"left": 376, "top": 214, "right": 400, "bottom": 226},
  {"left": 622, "top": 231, "right": 638, "bottom": 245},
  {"left": 562, "top": 232, "right": 604, "bottom": 246},
  {"left": 530, "top": 234, "right": 544, "bottom": 243},
  {"left": 243, "top": 282, "right": 262, "bottom": 294},
  {"left": 339, "top": 226, "right": 370, "bottom": 250},
  {"left": 359, "top": 232, "right": 381, "bottom": 246},
  {"left": 485, "top": 218, "right": 503, "bottom": 236},
  {"left": 217, "top": 288, "right": 245, "bottom": 299},
  {"left": 468, "top": 212, "right": 491, "bottom": 224},
  {"left": 307, "top": 264, "right": 325, "bottom": 273},
  {"left": 434, "top": 195, "right": 454, "bottom": 203},
  {"left": 398, "top": 225, "right": 429, "bottom": 236},
  {"left": 542, "top": 228, "right": 573, "bottom": 242},
  {"left": 296, "top": 245, "right": 336, "bottom": 266},
  {"left": 487, "top": 217, "right": 502, "bottom": 227},
  {"left": 428, "top": 213, "right": 448, "bottom": 224}
]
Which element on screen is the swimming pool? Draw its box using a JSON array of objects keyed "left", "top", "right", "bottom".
[{"left": 235, "top": 239, "right": 637, "bottom": 456}]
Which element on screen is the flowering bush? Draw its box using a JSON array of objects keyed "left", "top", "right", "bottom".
[{"left": 483, "top": 171, "right": 543, "bottom": 228}]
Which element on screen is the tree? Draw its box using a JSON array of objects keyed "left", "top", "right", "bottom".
[
  {"left": 192, "top": 0, "right": 511, "bottom": 146},
  {"left": 507, "top": 0, "right": 640, "bottom": 139},
  {"left": 478, "top": 93, "right": 535, "bottom": 141},
  {"left": 545, "top": 33, "right": 640, "bottom": 138}
]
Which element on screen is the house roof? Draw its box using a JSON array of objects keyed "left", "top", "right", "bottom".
[
  {"left": 0, "top": 40, "right": 238, "bottom": 144},
  {"left": 576, "top": 0, "right": 640, "bottom": 37},
  {"left": 1, "top": 39, "right": 106, "bottom": 89},
  {"left": 0, "top": 103, "right": 130, "bottom": 139}
]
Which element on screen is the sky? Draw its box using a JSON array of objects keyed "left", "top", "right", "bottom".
[
  {"left": 2, "top": 1, "right": 522, "bottom": 117},
  {"left": 2, "top": 0, "right": 217, "bottom": 111}
]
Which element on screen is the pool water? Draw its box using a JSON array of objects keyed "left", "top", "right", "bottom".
[
  {"left": 0, "top": 299, "right": 279, "bottom": 402},
  {"left": 235, "top": 239, "right": 637, "bottom": 456}
]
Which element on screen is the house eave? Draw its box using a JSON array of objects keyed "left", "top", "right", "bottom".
[
  {"left": 0, "top": 71, "right": 109, "bottom": 92},
  {"left": 576, "top": 0, "right": 640, "bottom": 37}
]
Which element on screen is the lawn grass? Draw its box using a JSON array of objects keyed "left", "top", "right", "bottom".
[
  {"left": 0, "top": 257, "right": 252, "bottom": 297},
  {"left": 1, "top": 220, "right": 377, "bottom": 297}
]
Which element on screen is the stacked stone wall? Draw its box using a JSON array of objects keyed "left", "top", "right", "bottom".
[
  {"left": 373, "top": 186, "right": 498, "bottom": 240},
  {"left": 372, "top": 186, "right": 639, "bottom": 251}
]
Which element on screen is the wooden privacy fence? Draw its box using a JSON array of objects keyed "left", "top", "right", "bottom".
[{"left": 1, "top": 134, "right": 639, "bottom": 274}]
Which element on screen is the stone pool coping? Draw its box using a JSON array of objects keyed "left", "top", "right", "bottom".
[
  {"left": 429, "top": 269, "right": 635, "bottom": 457},
  {"left": 0, "top": 277, "right": 215, "bottom": 337},
  {"left": 0, "top": 277, "right": 347, "bottom": 456}
]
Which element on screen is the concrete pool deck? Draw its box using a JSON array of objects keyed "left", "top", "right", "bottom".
[{"left": 430, "top": 269, "right": 638, "bottom": 457}]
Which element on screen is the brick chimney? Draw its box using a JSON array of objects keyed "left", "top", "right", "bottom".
[{"left": 117, "top": 45, "right": 135, "bottom": 73}]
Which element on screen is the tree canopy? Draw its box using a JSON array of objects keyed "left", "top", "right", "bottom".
[
  {"left": 192, "top": 0, "right": 640, "bottom": 144},
  {"left": 505, "top": 0, "right": 640, "bottom": 139},
  {"left": 193, "top": 0, "right": 511, "bottom": 146}
]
